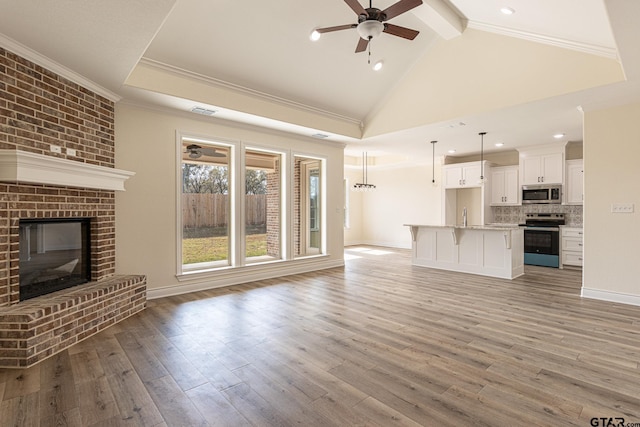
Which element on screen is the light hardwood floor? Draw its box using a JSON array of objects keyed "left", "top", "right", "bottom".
[{"left": 1, "top": 246, "right": 640, "bottom": 426}]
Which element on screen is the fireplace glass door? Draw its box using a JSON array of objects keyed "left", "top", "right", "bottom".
[{"left": 19, "top": 218, "right": 91, "bottom": 301}]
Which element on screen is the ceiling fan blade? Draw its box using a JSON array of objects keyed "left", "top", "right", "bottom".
[
  {"left": 383, "top": 23, "right": 419, "bottom": 40},
  {"left": 344, "top": 0, "right": 367, "bottom": 16},
  {"left": 200, "top": 147, "right": 226, "bottom": 157},
  {"left": 316, "top": 24, "right": 357, "bottom": 33},
  {"left": 355, "top": 37, "right": 369, "bottom": 53},
  {"left": 382, "top": 0, "right": 423, "bottom": 20}
]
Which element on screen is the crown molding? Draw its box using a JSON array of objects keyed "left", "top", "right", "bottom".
[
  {"left": 0, "top": 150, "right": 135, "bottom": 191},
  {"left": 468, "top": 21, "right": 619, "bottom": 60},
  {"left": 0, "top": 33, "right": 121, "bottom": 102},
  {"left": 137, "top": 58, "right": 362, "bottom": 127},
  {"left": 118, "top": 99, "right": 348, "bottom": 149}
]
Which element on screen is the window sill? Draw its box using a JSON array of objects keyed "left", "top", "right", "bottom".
[{"left": 175, "top": 254, "right": 331, "bottom": 283}]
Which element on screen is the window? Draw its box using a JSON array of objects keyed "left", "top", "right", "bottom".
[
  {"left": 181, "top": 140, "right": 230, "bottom": 270},
  {"left": 178, "top": 135, "right": 326, "bottom": 274},
  {"left": 295, "top": 156, "right": 324, "bottom": 257},
  {"left": 344, "top": 178, "right": 350, "bottom": 229}
]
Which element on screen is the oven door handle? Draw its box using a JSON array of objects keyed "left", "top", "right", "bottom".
[{"left": 523, "top": 227, "right": 560, "bottom": 232}]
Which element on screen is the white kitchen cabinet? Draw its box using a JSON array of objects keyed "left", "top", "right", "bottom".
[
  {"left": 561, "top": 227, "right": 583, "bottom": 268},
  {"left": 443, "top": 162, "right": 483, "bottom": 188},
  {"left": 566, "top": 159, "right": 584, "bottom": 204},
  {"left": 490, "top": 166, "right": 519, "bottom": 205},
  {"left": 521, "top": 152, "right": 564, "bottom": 185}
]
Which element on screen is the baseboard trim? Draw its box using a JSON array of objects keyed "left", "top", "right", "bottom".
[
  {"left": 581, "top": 287, "right": 640, "bottom": 307},
  {"left": 357, "top": 240, "right": 411, "bottom": 250},
  {"left": 148, "top": 258, "right": 344, "bottom": 300}
]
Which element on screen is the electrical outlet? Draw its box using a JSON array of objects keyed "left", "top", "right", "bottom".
[
  {"left": 611, "top": 203, "right": 634, "bottom": 213},
  {"left": 66, "top": 148, "right": 76, "bottom": 156},
  {"left": 50, "top": 145, "right": 62, "bottom": 154}
]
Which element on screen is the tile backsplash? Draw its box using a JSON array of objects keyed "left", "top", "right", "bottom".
[{"left": 492, "top": 204, "right": 583, "bottom": 227}]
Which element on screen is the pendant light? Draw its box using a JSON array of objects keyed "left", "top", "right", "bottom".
[
  {"left": 479, "top": 132, "right": 486, "bottom": 184},
  {"left": 431, "top": 140, "right": 437, "bottom": 186},
  {"left": 352, "top": 152, "right": 376, "bottom": 191}
]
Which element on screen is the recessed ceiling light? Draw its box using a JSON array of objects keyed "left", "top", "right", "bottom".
[
  {"left": 553, "top": 133, "right": 565, "bottom": 139},
  {"left": 448, "top": 149, "right": 457, "bottom": 154},
  {"left": 495, "top": 142, "right": 504, "bottom": 147},
  {"left": 373, "top": 60, "right": 383, "bottom": 71},
  {"left": 310, "top": 30, "right": 321, "bottom": 41},
  {"left": 500, "top": 7, "right": 515, "bottom": 15}
]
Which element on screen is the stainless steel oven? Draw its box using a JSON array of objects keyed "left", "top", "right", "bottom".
[{"left": 522, "top": 213, "right": 564, "bottom": 268}]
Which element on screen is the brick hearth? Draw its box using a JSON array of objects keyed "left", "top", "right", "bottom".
[
  {"left": 0, "top": 275, "right": 146, "bottom": 368},
  {"left": 0, "top": 47, "right": 146, "bottom": 367}
]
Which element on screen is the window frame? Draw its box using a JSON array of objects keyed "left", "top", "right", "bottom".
[{"left": 176, "top": 132, "right": 238, "bottom": 275}]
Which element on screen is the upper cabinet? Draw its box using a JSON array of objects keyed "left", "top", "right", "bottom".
[
  {"left": 443, "top": 162, "right": 483, "bottom": 188},
  {"left": 490, "top": 166, "right": 519, "bottom": 206},
  {"left": 441, "top": 161, "right": 493, "bottom": 225},
  {"left": 518, "top": 144, "right": 567, "bottom": 186},
  {"left": 566, "top": 159, "right": 584, "bottom": 204},
  {"left": 521, "top": 153, "right": 564, "bottom": 185}
]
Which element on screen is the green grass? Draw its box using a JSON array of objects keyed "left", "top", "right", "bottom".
[{"left": 182, "top": 233, "right": 268, "bottom": 264}]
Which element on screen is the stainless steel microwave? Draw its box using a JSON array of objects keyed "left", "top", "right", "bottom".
[{"left": 522, "top": 185, "right": 562, "bottom": 204}]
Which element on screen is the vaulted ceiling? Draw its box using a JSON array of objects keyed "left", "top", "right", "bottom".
[{"left": 1, "top": 0, "right": 638, "bottom": 161}]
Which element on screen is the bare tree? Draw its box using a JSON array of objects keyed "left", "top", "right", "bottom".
[
  {"left": 182, "top": 164, "right": 229, "bottom": 194},
  {"left": 245, "top": 169, "right": 267, "bottom": 195}
]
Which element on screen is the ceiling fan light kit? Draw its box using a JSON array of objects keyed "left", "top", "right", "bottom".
[{"left": 357, "top": 20, "right": 384, "bottom": 40}]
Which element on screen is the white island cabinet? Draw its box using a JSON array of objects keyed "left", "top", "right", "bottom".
[{"left": 406, "top": 225, "right": 524, "bottom": 279}]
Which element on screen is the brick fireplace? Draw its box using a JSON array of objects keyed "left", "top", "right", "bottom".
[{"left": 0, "top": 47, "right": 146, "bottom": 367}]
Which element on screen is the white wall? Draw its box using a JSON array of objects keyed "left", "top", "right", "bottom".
[
  {"left": 583, "top": 102, "right": 640, "bottom": 305},
  {"left": 456, "top": 188, "right": 483, "bottom": 225},
  {"left": 352, "top": 163, "right": 442, "bottom": 249},
  {"left": 114, "top": 103, "right": 345, "bottom": 297},
  {"left": 344, "top": 168, "right": 364, "bottom": 246}
]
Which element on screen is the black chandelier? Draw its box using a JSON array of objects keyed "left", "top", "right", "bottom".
[{"left": 353, "top": 152, "right": 376, "bottom": 191}]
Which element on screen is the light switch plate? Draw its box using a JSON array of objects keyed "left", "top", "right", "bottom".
[{"left": 611, "top": 203, "right": 634, "bottom": 213}]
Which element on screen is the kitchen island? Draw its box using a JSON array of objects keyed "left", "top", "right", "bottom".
[{"left": 405, "top": 224, "right": 524, "bottom": 279}]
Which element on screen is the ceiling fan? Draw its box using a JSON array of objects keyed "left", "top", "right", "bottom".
[
  {"left": 184, "top": 144, "right": 225, "bottom": 159},
  {"left": 314, "top": 0, "right": 423, "bottom": 53}
]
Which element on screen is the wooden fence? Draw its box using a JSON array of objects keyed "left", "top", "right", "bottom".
[{"left": 182, "top": 194, "right": 266, "bottom": 228}]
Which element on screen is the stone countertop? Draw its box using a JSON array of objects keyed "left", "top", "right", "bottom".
[{"left": 404, "top": 224, "right": 522, "bottom": 231}]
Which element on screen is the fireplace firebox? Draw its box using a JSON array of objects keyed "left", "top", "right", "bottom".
[{"left": 19, "top": 218, "right": 91, "bottom": 301}]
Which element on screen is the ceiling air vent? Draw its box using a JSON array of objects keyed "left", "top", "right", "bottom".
[
  {"left": 191, "top": 106, "right": 216, "bottom": 116},
  {"left": 311, "top": 133, "right": 329, "bottom": 139}
]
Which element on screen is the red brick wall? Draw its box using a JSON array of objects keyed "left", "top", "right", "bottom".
[
  {"left": 266, "top": 158, "right": 280, "bottom": 257},
  {"left": 0, "top": 48, "right": 116, "bottom": 307},
  {"left": 0, "top": 48, "right": 115, "bottom": 167},
  {"left": 294, "top": 158, "right": 301, "bottom": 255}
]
